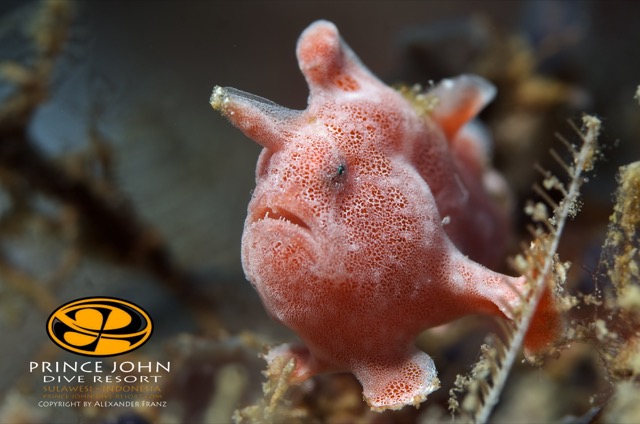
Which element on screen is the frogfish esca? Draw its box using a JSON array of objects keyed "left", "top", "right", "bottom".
[{"left": 210, "top": 20, "right": 561, "bottom": 412}]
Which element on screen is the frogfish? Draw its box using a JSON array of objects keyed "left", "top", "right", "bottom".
[{"left": 210, "top": 20, "right": 560, "bottom": 411}]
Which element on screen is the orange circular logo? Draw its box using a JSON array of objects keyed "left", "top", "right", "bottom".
[{"left": 46, "top": 297, "right": 153, "bottom": 357}]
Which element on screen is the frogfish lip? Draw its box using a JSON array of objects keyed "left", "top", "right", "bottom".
[{"left": 250, "top": 205, "right": 311, "bottom": 232}]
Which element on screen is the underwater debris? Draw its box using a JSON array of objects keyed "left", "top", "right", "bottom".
[
  {"left": 0, "top": 390, "right": 46, "bottom": 424},
  {"left": 0, "top": 2, "right": 229, "bottom": 421},
  {"left": 395, "top": 83, "right": 440, "bottom": 116},
  {"left": 233, "top": 357, "right": 308, "bottom": 424},
  {"left": 600, "top": 161, "right": 640, "bottom": 300},
  {"left": 161, "top": 333, "right": 266, "bottom": 423},
  {"left": 595, "top": 160, "right": 640, "bottom": 396},
  {"left": 0, "top": 0, "right": 72, "bottom": 127},
  {"left": 603, "top": 381, "right": 640, "bottom": 424},
  {"left": 0, "top": 0, "right": 227, "bottom": 336}
]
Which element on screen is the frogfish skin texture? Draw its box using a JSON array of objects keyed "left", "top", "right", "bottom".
[{"left": 210, "top": 20, "right": 560, "bottom": 412}]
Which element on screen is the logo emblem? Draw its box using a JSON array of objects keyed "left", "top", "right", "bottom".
[{"left": 46, "top": 297, "right": 153, "bottom": 357}]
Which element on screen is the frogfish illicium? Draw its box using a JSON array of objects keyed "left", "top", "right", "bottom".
[{"left": 210, "top": 20, "right": 560, "bottom": 411}]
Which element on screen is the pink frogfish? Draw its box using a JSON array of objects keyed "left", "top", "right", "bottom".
[{"left": 210, "top": 20, "right": 560, "bottom": 411}]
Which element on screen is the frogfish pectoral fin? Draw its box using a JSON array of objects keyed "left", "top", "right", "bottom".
[
  {"left": 263, "top": 342, "right": 331, "bottom": 383},
  {"left": 353, "top": 349, "right": 440, "bottom": 412},
  {"left": 522, "top": 282, "right": 564, "bottom": 356},
  {"left": 492, "top": 274, "right": 564, "bottom": 357}
]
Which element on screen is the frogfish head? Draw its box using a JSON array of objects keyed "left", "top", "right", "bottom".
[{"left": 211, "top": 20, "right": 446, "bottom": 319}]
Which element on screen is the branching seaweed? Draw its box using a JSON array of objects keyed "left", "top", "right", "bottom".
[
  {"left": 233, "top": 357, "right": 310, "bottom": 424},
  {"left": 450, "top": 115, "right": 601, "bottom": 424},
  {"left": 596, "top": 160, "right": 640, "bottom": 421}
]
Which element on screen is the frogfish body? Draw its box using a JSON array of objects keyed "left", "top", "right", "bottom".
[{"left": 211, "top": 20, "right": 560, "bottom": 411}]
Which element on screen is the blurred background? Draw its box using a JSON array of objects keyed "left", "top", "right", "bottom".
[{"left": 0, "top": 1, "right": 639, "bottom": 423}]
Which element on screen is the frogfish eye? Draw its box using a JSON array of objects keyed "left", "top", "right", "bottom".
[{"left": 332, "top": 163, "right": 347, "bottom": 183}]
